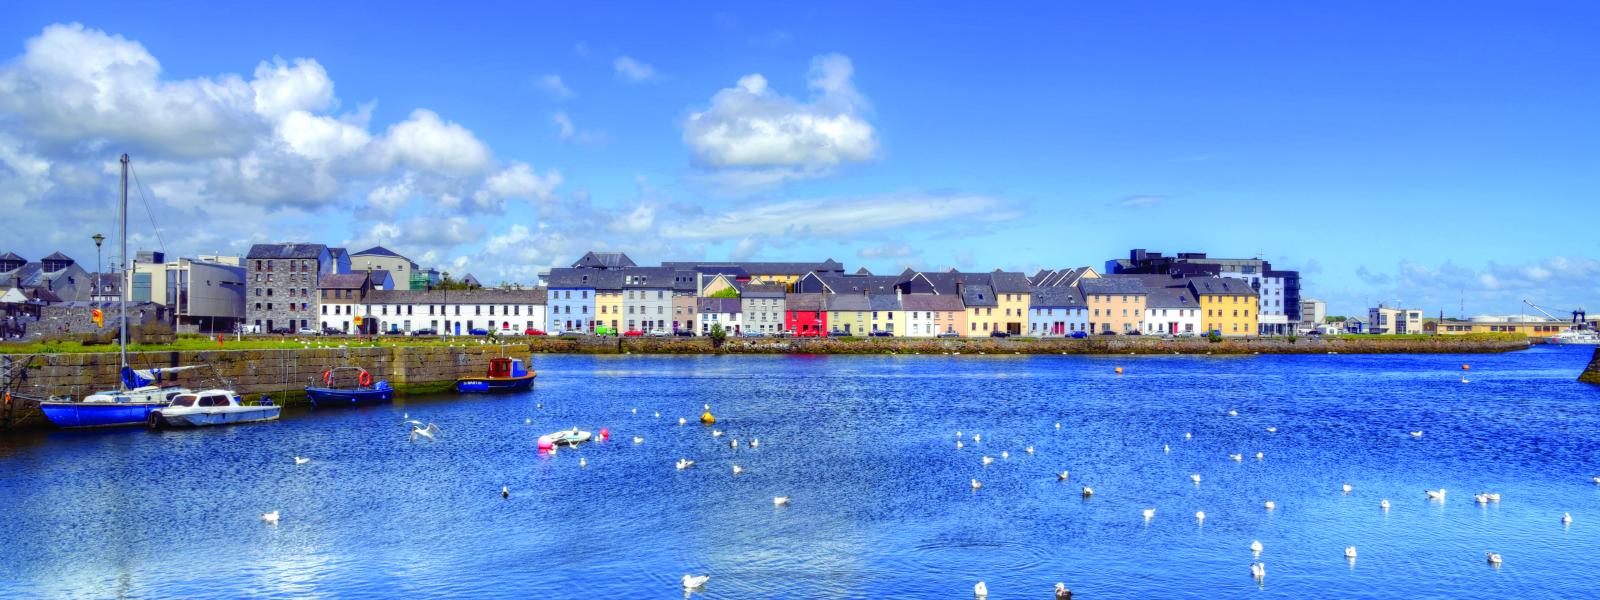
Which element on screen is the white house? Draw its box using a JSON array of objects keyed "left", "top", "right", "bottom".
[
  {"left": 696, "top": 297, "right": 742, "bottom": 335},
  {"left": 903, "top": 293, "right": 965, "bottom": 337},
  {"left": 1028, "top": 286, "right": 1090, "bottom": 336},
  {"left": 357, "top": 289, "right": 547, "bottom": 335}
]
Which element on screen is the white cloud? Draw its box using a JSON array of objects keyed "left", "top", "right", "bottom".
[
  {"left": 613, "top": 56, "right": 658, "bottom": 82},
  {"left": 535, "top": 74, "right": 573, "bottom": 99},
  {"left": 553, "top": 111, "right": 576, "bottom": 139},
  {"left": 275, "top": 110, "right": 371, "bottom": 161},
  {"left": 551, "top": 111, "right": 606, "bottom": 144},
  {"left": 1113, "top": 195, "right": 1166, "bottom": 208},
  {"left": 375, "top": 109, "right": 492, "bottom": 175},
  {"left": 660, "top": 193, "right": 1003, "bottom": 240},
  {"left": 478, "top": 162, "right": 563, "bottom": 207},
  {"left": 251, "top": 57, "right": 336, "bottom": 120},
  {"left": 612, "top": 203, "right": 656, "bottom": 234},
  {"left": 857, "top": 243, "right": 917, "bottom": 259},
  {"left": 730, "top": 237, "right": 763, "bottom": 260},
  {"left": 365, "top": 175, "right": 414, "bottom": 214},
  {"left": 683, "top": 53, "right": 876, "bottom": 186}
]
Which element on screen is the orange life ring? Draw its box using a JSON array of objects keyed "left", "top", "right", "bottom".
[
  {"left": 323, "top": 370, "right": 333, "bottom": 386},
  {"left": 359, "top": 370, "right": 373, "bottom": 387}
]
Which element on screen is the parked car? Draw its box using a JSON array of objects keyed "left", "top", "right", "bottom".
[
  {"left": 321, "top": 326, "right": 344, "bottom": 336},
  {"left": 648, "top": 328, "right": 670, "bottom": 337},
  {"left": 989, "top": 330, "right": 1011, "bottom": 338},
  {"left": 1069, "top": 331, "right": 1089, "bottom": 339},
  {"left": 1127, "top": 330, "right": 1143, "bottom": 336},
  {"left": 383, "top": 328, "right": 407, "bottom": 336},
  {"left": 623, "top": 330, "right": 645, "bottom": 337},
  {"left": 936, "top": 331, "right": 960, "bottom": 339},
  {"left": 468, "top": 328, "right": 489, "bottom": 336},
  {"left": 673, "top": 329, "right": 695, "bottom": 337},
  {"left": 868, "top": 330, "right": 893, "bottom": 337},
  {"left": 411, "top": 327, "right": 437, "bottom": 336},
  {"left": 1099, "top": 330, "right": 1118, "bottom": 336},
  {"left": 270, "top": 327, "right": 293, "bottom": 335},
  {"left": 1174, "top": 330, "right": 1196, "bottom": 338},
  {"left": 524, "top": 328, "right": 546, "bottom": 336}
]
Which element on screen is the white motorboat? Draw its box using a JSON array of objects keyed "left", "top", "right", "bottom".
[
  {"left": 1551, "top": 329, "right": 1600, "bottom": 345},
  {"left": 149, "top": 390, "right": 281, "bottom": 428}
]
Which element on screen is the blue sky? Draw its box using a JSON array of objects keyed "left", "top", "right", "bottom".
[{"left": 2, "top": 2, "right": 1597, "bottom": 317}]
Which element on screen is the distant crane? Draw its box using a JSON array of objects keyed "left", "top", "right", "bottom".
[{"left": 1522, "top": 299, "right": 1591, "bottom": 331}]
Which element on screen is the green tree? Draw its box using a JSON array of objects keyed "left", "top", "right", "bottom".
[
  {"left": 709, "top": 322, "right": 727, "bottom": 347},
  {"left": 708, "top": 287, "right": 740, "bottom": 299}
]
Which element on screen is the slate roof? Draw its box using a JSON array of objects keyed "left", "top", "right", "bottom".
[
  {"left": 41, "top": 251, "right": 73, "bottom": 263},
  {"left": 545, "top": 267, "right": 625, "bottom": 290},
  {"left": 961, "top": 284, "right": 998, "bottom": 307},
  {"left": 825, "top": 294, "right": 871, "bottom": 312},
  {"left": 353, "top": 246, "right": 403, "bottom": 258},
  {"left": 741, "top": 283, "right": 788, "bottom": 298},
  {"left": 785, "top": 293, "right": 827, "bottom": 311},
  {"left": 319, "top": 273, "right": 370, "bottom": 289},
  {"left": 1080, "top": 277, "right": 1149, "bottom": 296},
  {"left": 805, "top": 272, "right": 900, "bottom": 295},
  {"left": 1132, "top": 275, "right": 1199, "bottom": 308},
  {"left": 1187, "top": 277, "right": 1258, "bottom": 297},
  {"left": 247, "top": 243, "right": 328, "bottom": 259},
  {"left": 867, "top": 294, "right": 902, "bottom": 311},
  {"left": 571, "top": 251, "right": 636, "bottom": 269},
  {"left": 0, "top": 252, "right": 24, "bottom": 262},
  {"left": 365, "top": 288, "right": 547, "bottom": 305},
  {"left": 620, "top": 266, "right": 693, "bottom": 289},
  {"left": 367, "top": 270, "right": 394, "bottom": 287},
  {"left": 460, "top": 274, "right": 483, "bottom": 288},
  {"left": 697, "top": 297, "right": 741, "bottom": 313},
  {"left": 900, "top": 294, "right": 965, "bottom": 311},
  {"left": 1029, "top": 286, "right": 1086, "bottom": 308},
  {"left": 989, "top": 271, "right": 1032, "bottom": 294}
]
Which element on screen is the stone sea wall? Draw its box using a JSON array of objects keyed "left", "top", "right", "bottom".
[
  {"left": 1581, "top": 347, "right": 1600, "bottom": 384},
  {"left": 1, "top": 344, "right": 526, "bottom": 430},
  {"left": 530, "top": 335, "right": 1531, "bottom": 355}
]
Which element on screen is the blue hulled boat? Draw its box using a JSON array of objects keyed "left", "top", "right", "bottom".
[
  {"left": 305, "top": 367, "right": 394, "bottom": 407},
  {"left": 39, "top": 368, "right": 197, "bottom": 429},
  {"left": 455, "top": 358, "right": 536, "bottom": 393}
]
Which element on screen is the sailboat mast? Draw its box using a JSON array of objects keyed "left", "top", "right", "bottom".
[{"left": 119, "top": 153, "right": 129, "bottom": 389}]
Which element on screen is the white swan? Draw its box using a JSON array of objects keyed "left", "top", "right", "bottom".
[
  {"left": 260, "top": 510, "right": 279, "bottom": 524},
  {"left": 1195, "top": 510, "right": 1206, "bottom": 522},
  {"left": 1250, "top": 561, "right": 1265, "bottom": 580},
  {"left": 1142, "top": 508, "right": 1155, "bottom": 520},
  {"left": 1380, "top": 499, "right": 1390, "bottom": 510},
  {"left": 1563, "top": 512, "right": 1573, "bottom": 524},
  {"left": 1250, "top": 540, "right": 1263, "bottom": 554},
  {"left": 633, "top": 436, "right": 644, "bottom": 444},
  {"left": 1264, "top": 500, "right": 1276, "bottom": 510},
  {"left": 1058, "top": 471, "right": 1070, "bottom": 481},
  {"left": 682, "top": 574, "right": 710, "bottom": 589},
  {"left": 971, "top": 479, "right": 983, "bottom": 490},
  {"left": 1426, "top": 489, "right": 1447, "bottom": 500},
  {"left": 1345, "top": 546, "right": 1357, "bottom": 559},
  {"left": 293, "top": 456, "right": 310, "bottom": 465},
  {"left": 1486, "top": 551, "right": 1502, "bottom": 565},
  {"left": 974, "top": 581, "right": 988, "bottom": 598},
  {"left": 773, "top": 496, "right": 790, "bottom": 506},
  {"left": 732, "top": 465, "right": 743, "bottom": 474},
  {"left": 1191, "top": 473, "right": 1202, "bottom": 484},
  {"left": 676, "top": 459, "right": 694, "bottom": 470}
]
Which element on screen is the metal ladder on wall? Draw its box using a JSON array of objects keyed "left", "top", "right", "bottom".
[{"left": 1, "top": 354, "right": 42, "bottom": 430}]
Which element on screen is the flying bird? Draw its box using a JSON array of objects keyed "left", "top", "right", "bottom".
[{"left": 410, "top": 423, "right": 441, "bottom": 442}]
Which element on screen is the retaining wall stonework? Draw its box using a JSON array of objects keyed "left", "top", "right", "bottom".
[
  {"left": 1581, "top": 347, "right": 1600, "bottom": 384},
  {"left": 528, "top": 335, "right": 1531, "bottom": 356}
]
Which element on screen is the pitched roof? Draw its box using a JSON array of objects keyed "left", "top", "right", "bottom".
[
  {"left": 353, "top": 246, "right": 403, "bottom": 258},
  {"left": 962, "top": 284, "right": 997, "bottom": 307},
  {"left": 697, "top": 297, "right": 741, "bottom": 313},
  {"left": 741, "top": 283, "right": 788, "bottom": 298},
  {"left": 1080, "top": 277, "right": 1149, "bottom": 296},
  {"left": 804, "top": 272, "right": 900, "bottom": 295},
  {"left": 989, "top": 271, "right": 1031, "bottom": 294},
  {"left": 0, "top": 252, "right": 24, "bottom": 262},
  {"left": 619, "top": 266, "right": 694, "bottom": 289},
  {"left": 1187, "top": 276, "right": 1258, "bottom": 297},
  {"left": 546, "top": 267, "right": 625, "bottom": 290},
  {"left": 785, "top": 293, "right": 827, "bottom": 311},
  {"left": 867, "top": 294, "right": 902, "bottom": 311},
  {"left": 365, "top": 288, "right": 547, "bottom": 305},
  {"left": 572, "top": 251, "right": 636, "bottom": 269},
  {"left": 1031, "top": 266, "right": 1097, "bottom": 287},
  {"left": 318, "top": 273, "right": 370, "bottom": 289},
  {"left": 460, "top": 274, "right": 482, "bottom": 287},
  {"left": 41, "top": 251, "right": 73, "bottom": 262},
  {"left": 1131, "top": 275, "right": 1198, "bottom": 308},
  {"left": 247, "top": 243, "right": 328, "bottom": 259},
  {"left": 826, "top": 294, "right": 872, "bottom": 311},
  {"left": 1029, "top": 286, "right": 1085, "bottom": 308},
  {"left": 900, "top": 294, "right": 965, "bottom": 311},
  {"left": 367, "top": 270, "right": 394, "bottom": 286}
]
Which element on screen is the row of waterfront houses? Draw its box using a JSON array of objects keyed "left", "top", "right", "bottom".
[{"left": 238, "top": 246, "right": 1301, "bottom": 338}]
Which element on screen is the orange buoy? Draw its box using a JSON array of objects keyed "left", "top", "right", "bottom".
[
  {"left": 1461, "top": 364, "right": 1470, "bottom": 371},
  {"left": 1115, "top": 367, "right": 1124, "bottom": 375}
]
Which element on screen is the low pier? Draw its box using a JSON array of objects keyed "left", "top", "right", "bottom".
[
  {"left": 1582, "top": 347, "right": 1600, "bottom": 384},
  {"left": 0, "top": 344, "right": 526, "bottom": 430}
]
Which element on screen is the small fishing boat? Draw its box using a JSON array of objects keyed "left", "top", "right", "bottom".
[
  {"left": 537, "top": 427, "right": 596, "bottom": 450},
  {"left": 305, "top": 367, "right": 393, "bottom": 407},
  {"left": 148, "top": 390, "right": 280, "bottom": 428},
  {"left": 38, "top": 378, "right": 191, "bottom": 429},
  {"left": 455, "top": 358, "right": 536, "bottom": 393}
]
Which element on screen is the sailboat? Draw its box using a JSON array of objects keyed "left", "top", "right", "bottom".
[{"left": 38, "top": 154, "right": 197, "bottom": 429}]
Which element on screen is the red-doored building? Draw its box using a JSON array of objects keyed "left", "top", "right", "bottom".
[{"left": 784, "top": 293, "right": 828, "bottom": 336}]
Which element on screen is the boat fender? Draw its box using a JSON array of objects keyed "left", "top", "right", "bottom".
[
  {"left": 537, "top": 436, "right": 554, "bottom": 450},
  {"left": 323, "top": 370, "right": 333, "bottom": 386},
  {"left": 359, "top": 371, "right": 373, "bottom": 387},
  {"left": 599, "top": 428, "right": 609, "bottom": 441},
  {"left": 700, "top": 412, "right": 716, "bottom": 425},
  {"left": 146, "top": 411, "right": 165, "bottom": 430}
]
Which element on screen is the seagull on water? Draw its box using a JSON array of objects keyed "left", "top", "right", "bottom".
[
  {"left": 293, "top": 456, "right": 310, "bottom": 465},
  {"left": 1266, "top": 426, "right": 1277, "bottom": 433},
  {"left": 1191, "top": 474, "right": 1202, "bottom": 484},
  {"left": 1143, "top": 508, "right": 1156, "bottom": 520},
  {"left": 1082, "top": 486, "right": 1094, "bottom": 497},
  {"left": 1001, "top": 451, "right": 1010, "bottom": 460},
  {"left": 974, "top": 581, "right": 988, "bottom": 598},
  {"left": 260, "top": 510, "right": 280, "bottom": 524},
  {"left": 750, "top": 439, "right": 759, "bottom": 448},
  {"left": 1410, "top": 431, "right": 1423, "bottom": 439},
  {"left": 1345, "top": 546, "right": 1357, "bottom": 559},
  {"left": 1592, "top": 476, "right": 1600, "bottom": 484},
  {"left": 1025, "top": 446, "right": 1035, "bottom": 455},
  {"left": 1163, "top": 444, "right": 1170, "bottom": 453},
  {"left": 1185, "top": 432, "right": 1192, "bottom": 440},
  {"left": 633, "top": 436, "right": 644, "bottom": 444},
  {"left": 1251, "top": 540, "right": 1263, "bottom": 554},
  {"left": 676, "top": 459, "right": 695, "bottom": 470},
  {"left": 1230, "top": 453, "right": 1243, "bottom": 462},
  {"left": 773, "top": 496, "right": 790, "bottom": 506},
  {"left": 1055, "top": 423, "right": 1061, "bottom": 430},
  {"left": 956, "top": 431, "right": 963, "bottom": 438},
  {"left": 1058, "top": 471, "right": 1070, "bottom": 481},
  {"left": 1195, "top": 510, "right": 1206, "bottom": 523},
  {"left": 1343, "top": 484, "right": 1353, "bottom": 494},
  {"left": 730, "top": 439, "right": 739, "bottom": 449},
  {"left": 654, "top": 411, "right": 660, "bottom": 418},
  {"left": 1264, "top": 500, "right": 1276, "bottom": 510},
  {"left": 711, "top": 430, "right": 724, "bottom": 438},
  {"left": 971, "top": 479, "right": 983, "bottom": 490},
  {"left": 682, "top": 574, "right": 709, "bottom": 589},
  {"left": 679, "top": 417, "right": 687, "bottom": 426},
  {"left": 973, "top": 434, "right": 982, "bottom": 442},
  {"left": 1563, "top": 513, "right": 1573, "bottom": 525},
  {"left": 501, "top": 486, "right": 509, "bottom": 499},
  {"left": 732, "top": 465, "right": 743, "bottom": 475},
  {"left": 579, "top": 457, "right": 587, "bottom": 467},
  {"left": 1380, "top": 499, "right": 1390, "bottom": 510},
  {"left": 1487, "top": 551, "right": 1502, "bottom": 565},
  {"left": 1426, "top": 489, "right": 1447, "bottom": 500},
  {"left": 1255, "top": 452, "right": 1265, "bottom": 461},
  {"left": 631, "top": 407, "right": 637, "bottom": 414},
  {"left": 956, "top": 440, "right": 964, "bottom": 449},
  {"left": 982, "top": 456, "right": 994, "bottom": 465},
  {"left": 1228, "top": 410, "right": 1238, "bottom": 417}
]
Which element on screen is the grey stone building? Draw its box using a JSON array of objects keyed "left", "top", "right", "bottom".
[
  {"left": 740, "top": 283, "right": 787, "bottom": 334},
  {"left": 245, "top": 243, "right": 341, "bottom": 333}
]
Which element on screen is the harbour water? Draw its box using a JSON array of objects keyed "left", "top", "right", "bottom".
[{"left": 2, "top": 346, "right": 1599, "bottom": 598}]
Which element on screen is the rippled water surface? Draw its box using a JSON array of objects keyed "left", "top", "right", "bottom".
[{"left": 4, "top": 346, "right": 1600, "bottom": 598}]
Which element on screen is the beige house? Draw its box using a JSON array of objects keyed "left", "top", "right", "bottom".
[{"left": 351, "top": 246, "right": 418, "bottom": 290}]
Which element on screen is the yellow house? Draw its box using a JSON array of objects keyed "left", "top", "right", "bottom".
[
  {"left": 868, "top": 293, "right": 906, "bottom": 335},
  {"left": 827, "top": 294, "right": 873, "bottom": 335},
  {"left": 1190, "top": 277, "right": 1258, "bottom": 336},
  {"left": 1080, "top": 277, "right": 1148, "bottom": 334},
  {"left": 595, "top": 287, "right": 623, "bottom": 332},
  {"left": 991, "top": 271, "right": 1032, "bottom": 336},
  {"left": 962, "top": 283, "right": 1001, "bottom": 336}
]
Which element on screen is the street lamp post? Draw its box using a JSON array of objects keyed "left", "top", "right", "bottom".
[
  {"left": 442, "top": 271, "right": 450, "bottom": 336},
  {"left": 91, "top": 233, "right": 104, "bottom": 301}
]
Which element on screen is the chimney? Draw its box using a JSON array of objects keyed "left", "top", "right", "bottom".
[{"left": 896, "top": 287, "right": 902, "bottom": 302}]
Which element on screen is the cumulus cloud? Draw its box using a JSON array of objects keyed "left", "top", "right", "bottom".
[
  {"left": 857, "top": 243, "right": 917, "bottom": 259},
  {"left": 374, "top": 109, "right": 493, "bottom": 175},
  {"left": 683, "top": 54, "right": 876, "bottom": 183},
  {"left": 613, "top": 56, "right": 658, "bottom": 82},
  {"left": 251, "top": 57, "right": 336, "bottom": 120},
  {"left": 1350, "top": 257, "right": 1600, "bottom": 315},
  {"left": 478, "top": 162, "right": 562, "bottom": 206}
]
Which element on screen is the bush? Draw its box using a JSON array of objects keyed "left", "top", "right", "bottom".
[
  {"left": 1206, "top": 331, "right": 1223, "bottom": 343},
  {"left": 708, "top": 323, "right": 727, "bottom": 347},
  {"left": 1287, "top": 334, "right": 1298, "bottom": 344}
]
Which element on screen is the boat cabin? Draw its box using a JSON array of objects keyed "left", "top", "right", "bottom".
[
  {"left": 486, "top": 358, "right": 529, "bottom": 379},
  {"left": 169, "top": 391, "right": 238, "bottom": 408}
]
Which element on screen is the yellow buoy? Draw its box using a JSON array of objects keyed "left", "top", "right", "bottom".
[
  {"left": 1115, "top": 367, "right": 1124, "bottom": 375},
  {"left": 1461, "top": 364, "right": 1470, "bottom": 371},
  {"left": 700, "top": 411, "right": 716, "bottom": 425}
]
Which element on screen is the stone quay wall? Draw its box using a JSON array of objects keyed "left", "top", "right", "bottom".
[
  {"left": 1581, "top": 347, "right": 1600, "bottom": 384},
  {"left": 1, "top": 344, "right": 525, "bottom": 430},
  {"left": 528, "top": 335, "right": 1531, "bottom": 355}
]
